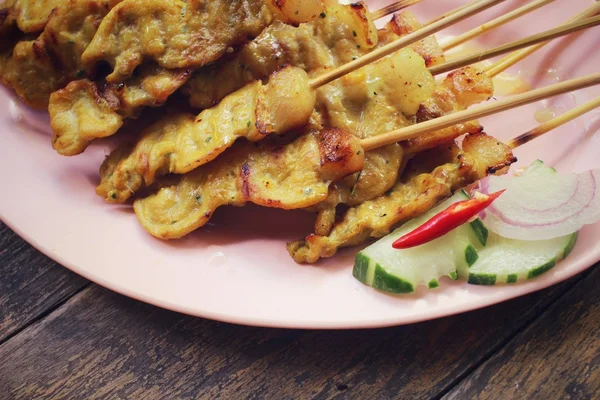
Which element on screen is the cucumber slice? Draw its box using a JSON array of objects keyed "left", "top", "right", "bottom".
[
  {"left": 353, "top": 191, "right": 482, "bottom": 294},
  {"left": 466, "top": 231, "right": 578, "bottom": 285}
]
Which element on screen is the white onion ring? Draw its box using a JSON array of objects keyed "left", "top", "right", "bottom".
[{"left": 478, "top": 161, "right": 600, "bottom": 240}]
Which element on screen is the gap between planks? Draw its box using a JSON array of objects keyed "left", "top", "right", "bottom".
[{"left": 0, "top": 282, "right": 92, "bottom": 348}]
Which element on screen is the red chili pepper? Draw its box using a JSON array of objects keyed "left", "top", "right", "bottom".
[{"left": 392, "top": 189, "right": 506, "bottom": 249}]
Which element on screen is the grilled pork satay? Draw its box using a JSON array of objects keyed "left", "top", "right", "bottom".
[
  {"left": 81, "top": 0, "right": 324, "bottom": 83},
  {"left": 0, "top": 0, "right": 62, "bottom": 34},
  {"left": 0, "top": 0, "right": 122, "bottom": 109},
  {"left": 404, "top": 66, "right": 493, "bottom": 154},
  {"left": 110, "top": 61, "right": 494, "bottom": 240},
  {"left": 97, "top": 47, "right": 433, "bottom": 203},
  {"left": 96, "top": 65, "right": 316, "bottom": 202},
  {"left": 185, "top": 8, "right": 448, "bottom": 111},
  {"left": 50, "top": 65, "right": 192, "bottom": 156},
  {"left": 184, "top": 8, "right": 445, "bottom": 111},
  {"left": 179, "top": 10, "right": 448, "bottom": 237},
  {"left": 124, "top": 64, "right": 493, "bottom": 241},
  {"left": 379, "top": 12, "right": 446, "bottom": 68},
  {"left": 309, "top": 64, "right": 493, "bottom": 235},
  {"left": 184, "top": 2, "right": 378, "bottom": 109},
  {"left": 287, "top": 133, "right": 517, "bottom": 264},
  {"left": 301, "top": 12, "right": 450, "bottom": 235},
  {"left": 308, "top": 145, "right": 406, "bottom": 236},
  {"left": 47, "top": 0, "right": 325, "bottom": 154},
  {"left": 133, "top": 128, "right": 365, "bottom": 240}
]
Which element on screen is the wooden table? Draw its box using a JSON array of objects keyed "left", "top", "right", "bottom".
[{"left": 1, "top": 222, "right": 598, "bottom": 399}]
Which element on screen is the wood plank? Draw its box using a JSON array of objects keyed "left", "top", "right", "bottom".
[
  {"left": 0, "top": 267, "right": 593, "bottom": 400},
  {"left": 443, "top": 266, "right": 599, "bottom": 400},
  {"left": 0, "top": 223, "right": 89, "bottom": 343}
]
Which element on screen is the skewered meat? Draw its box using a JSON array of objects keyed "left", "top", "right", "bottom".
[
  {"left": 96, "top": 65, "right": 316, "bottom": 202},
  {"left": 1, "top": 0, "right": 62, "bottom": 33},
  {"left": 305, "top": 46, "right": 435, "bottom": 232},
  {"left": 302, "top": 11, "right": 450, "bottom": 235},
  {"left": 269, "top": 0, "right": 328, "bottom": 24},
  {"left": 81, "top": 0, "right": 318, "bottom": 83},
  {"left": 175, "top": 9, "right": 449, "bottom": 235},
  {"left": 314, "top": 64, "right": 493, "bottom": 219},
  {"left": 184, "top": 2, "right": 378, "bottom": 109},
  {"left": 287, "top": 133, "right": 517, "bottom": 263},
  {"left": 175, "top": 9, "right": 453, "bottom": 239},
  {"left": 47, "top": 0, "right": 325, "bottom": 153},
  {"left": 126, "top": 46, "right": 476, "bottom": 239},
  {"left": 184, "top": 8, "right": 446, "bottom": 111},
  {"left": 97, "top": 46, "right": 435, "bottom": 203},
  {"left": 0, "top": 0, "right": 121, "bottom": 109},
  {"left": 133, "top": 127, "right": 365, "bottom": 239},
  {"left": 50, "top": 65, "right": 191, "bottom": 155},
  {"left": 314, "top": 145, "right": 406, "bottom": 209},
  {"left": 315, "top": 48, "right": 434, "bottom": 139},
  {"left": 309, "top": 144, "right": 406, "bottom": 236},
  {"left": 97, "top": 11, "right": 493, "bottom": 247},
  {"left": 403, "top": 66, "right": 493, "bottom": 154},
  {"left": 93, "top": 4, "right": 405, "bottom": 203},
  {"left": 308, "top": 62, "right": 492, "bottom": 234},
  {"left": 379, "top": 12, "right": 445, "bottom": 68}
]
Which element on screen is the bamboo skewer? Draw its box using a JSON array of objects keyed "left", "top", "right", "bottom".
[
  {"left": 486, "top": 2, "right": 600, "bottom": 77},
  {"left": 360, "top": 72, "right": 600, "bottom": 151},
  {"left": 367, "top": 2, "right": 600, "bottom": 151},
  {"left": 440, "top": 0, "right": 557, "bottom": 51},
  {"left": 508, "top": 97, "right": 600, "bottom": 149},
  {"left": 371, "top": 0, "right": 424, "bottom": 20},
  {"left": 429, "top": 15, "right": 600, "bottom": 76},
  {"left": 423, "top": 0, "right": 480, "bottom": 27},
  {"left": 308, "top": 0, "right": 506, "bottom": 89}
]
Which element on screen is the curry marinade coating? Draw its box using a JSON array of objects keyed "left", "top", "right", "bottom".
[
  {"left": 48, "top": 0, "right": 326, "bottom": 156},
  {"left": 0, "top": 0, "right": 122, "bottom": 109},
  {"left": 303, "top": 11, "right": 490, "bottom": 235},
  {"left": 180, "top": 9, "right": 490, "bottom": 239},
  {"left": 184, "top": 9, "right": 445, "bottom": 109},
  {"left": 80, "top": 0, "right": 314, "bottom": 82},
  {"left": 50, "top": 64, "right": 193, "bottom": 156},
  {"left": 133, "top": 127, "right": 366, "bottom": 240},
  {"left": 96, "top": 46, "right": 433, "bottom": 204},
  {"left": 0, "top": 0, "right": 63, "bottom": 34},
  {"left": 95, "top": 7, "right": 439, "bottom": 205},
  {"left": 288, "top": 133, "right": 517, "bottom": 264},
  {"left": 45, "top": 2, "right": 428, "bottom": 157},
  {"left": 310, "top": 65, "right": 493, "bottom": 236},
  {"left": 127, "top": 54, "right": 493, "bottom": 242},
  {"left": 99, "top": 10, "right": 492, "bottom": 242},
  {"left": 184, "top": 2, "right": 379, "bottom": 109},
  {"left": 96, "top": 65, "right": 316, "bottom": 203},
  {"left": 130, "top": 63, "right": 494, "bottom": 245},
  {"left": 95, "top": 2, "right": 380, "bottom": 201}
]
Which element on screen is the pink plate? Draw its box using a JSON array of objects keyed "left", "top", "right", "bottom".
[{"left": 1, "top": 0, "right": 599, "bottom": 329}]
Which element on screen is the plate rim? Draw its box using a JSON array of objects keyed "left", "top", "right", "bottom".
[
  {"left": 2, "top": 213, "right": 598, "bottom": 329},
  {"left": 1, "top": 0, "right": 599, "bottom": 329}
]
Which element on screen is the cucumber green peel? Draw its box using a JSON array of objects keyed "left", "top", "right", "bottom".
[
  {"left": 467, "top": 231, "right": 577, "bottom": 285},
  {"left": 353, "top": 190, "right": 579, "bottom": 294},
  {"left": 353, "top": 191, "right": 481, "bottom": 294}
]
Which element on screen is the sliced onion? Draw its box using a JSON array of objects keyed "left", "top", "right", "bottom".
[{"left": 478, "top": 160, "right": 600, "bottom": 240}]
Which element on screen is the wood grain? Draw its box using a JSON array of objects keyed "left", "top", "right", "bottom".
[
  {"left": 0, "top": 223, "right": 89, "bottom": 343},
  {"left": 0, "top": 268, "right": 593, "bottom": 400},
  {"left": 444, "top": 267, "right": 600, "bottom": 400}
]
